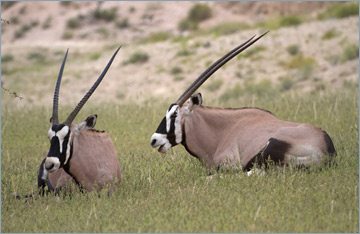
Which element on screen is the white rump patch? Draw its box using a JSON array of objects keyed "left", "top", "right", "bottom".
[{"left": 284, "top": 145, "right": 323, "bottom": 167}]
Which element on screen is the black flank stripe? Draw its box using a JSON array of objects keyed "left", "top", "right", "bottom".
[{"left": 181, "top": 123, "right": 200, "bottom": 160}]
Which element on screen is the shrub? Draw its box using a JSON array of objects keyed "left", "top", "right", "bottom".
[
  {"left": 279, "top": 77, "right": 295, "bottom": 91},
  {"left": 30, "top": 20, "right": 39, "bottom": 27},
  {"left": 42, "top": 16, "right": 52, "bottom": 29},
  {"left": 67, "top": 17, "right": 81, "bottom": 29},
  {"left": 208, "top": 22, "right": 249, "bottom": 36},
  {"left": 2, "top": 54, "right": 14, "bottom": 63},
  {"left": 93, "top": 7, "right": 117, "bottom": 22},
  {"left": 285, "top": 54, "right": 317, "bottom": 80},
  {"left": 60, "top": 1, "right": 72, "bottom": 7},
  {"left": 176, "top": 49, "right": 193, "bottom": 57},
  {"left": 318, "top": 2, "right": 359, "bottom": 20},
  {"left": 125, "top": 51, "right": 149, "bottom": 64},
  {"left": 279, "top": 15, "right": 302, "bottom": 27},
  {"left": 27, "top": 52, "right": 45, "bottom": 63},
  {"left": 62, "top": 30, "right": 73, "bottom": 40},
  {"left": 129, "top": 6, "right": 136, "bottom": 13},
  {"left": 89, "top": 52, "right": 101, "bottom": 61},
  {"left": 139, "top": 31, "right": 172, "bottom": 44},
  {"left": 340, "top": 44, "right": 359, "bottom": 62},
  {"left": 173, "top": 76, "right": 185, "bottom": 82},
  {"left": 170, "top": 66, "right": 183, "bottom": 75},
  {"left": 19, "top": 5, "right": 27, "bottom": 14},
  {"left": 178, "top": 19, "right": 198, "bottom": 31},
  {"left": 13, "top": 24, "right": 31, "bottom": 39},
  {"left": 2, "top": 1, "right": 17, "bottom": 9},
  {"left": 286, "top": 54, "right": 317, "bottom": 70},
  {"left": 286, "top": 45, "right": 300, "bottom": 56},
  {"left": 10, "top": 16, "right": 19, "bottom": 25},
  {"left": 321, "top": 29, "right": 340, "bottom": 40},
  {"left": 116, "top": 18, "right": 129, "bottom": 29},
  {"left": 188, "top": 3, "right": 212, "bottom": 23},
  {"left": 96, "top": 27, "right": 109, "bottom": 38}
]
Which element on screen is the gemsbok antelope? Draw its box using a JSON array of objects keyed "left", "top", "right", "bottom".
[
  {"left": 150, "top": 32, "right": 336, "bottom": 172},
  {"left": 38, "top": 47, "right": 122, "bottom": 194}
]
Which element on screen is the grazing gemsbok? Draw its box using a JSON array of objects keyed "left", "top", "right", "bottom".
[
  {"left": 38, "top": 48, "right": 122, "bottom": 194},
  {"left": 150, "top": 32, "right": 336, "bottom": 171}
]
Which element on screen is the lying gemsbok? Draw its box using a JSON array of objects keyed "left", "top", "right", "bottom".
[
  {"left": 38, "top": 48, "right": 121, "bottom": 194},
  {"left": 150, "top": 32, "right": 336, "bottom": 172}
]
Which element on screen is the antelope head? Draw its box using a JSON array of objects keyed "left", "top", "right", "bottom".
[
  {"left": 150, "top": 32, "right": 268, "bottom": 153},
  {"left": 45, "top": 47, "right": 120, "bottom": 172}
]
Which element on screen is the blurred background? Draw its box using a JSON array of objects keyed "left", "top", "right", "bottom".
[{"left": 1, "top": 1, "right": 359, "bottom": 107}]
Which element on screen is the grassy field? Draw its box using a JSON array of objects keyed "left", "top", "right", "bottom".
[{"left": 1, "top": 87, "right": 359, "bottom": 233}]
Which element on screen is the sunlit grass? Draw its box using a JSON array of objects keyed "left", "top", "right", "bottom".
[{"left": 1, "top": 87, "right": 358, "bottom": 233}]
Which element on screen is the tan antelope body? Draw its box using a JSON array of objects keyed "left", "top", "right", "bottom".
[
  {"left": 150, "top": 33, "right": 336, "bottom": 171},
  {"left": 178, "top": 101, "right": 335, "bottom": 169},
  {"left": 40, "top": 123, "right": 121, "bottom": 192},
  {"left": 38, "top": 48, "right": 121, "bottom": 194}
]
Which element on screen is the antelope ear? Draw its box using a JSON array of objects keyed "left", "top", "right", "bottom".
[
  {"left": 85, "top": 114, "right": 97, "bottom": 128},
  {"left": 188, "top": 93, "right": 202, "bottom": 111},
  {"left": 78, "top": 114, "right": 97, "bottom": 131}
]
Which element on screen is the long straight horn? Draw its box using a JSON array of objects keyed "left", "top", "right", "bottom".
[
  {"left": 176, "top": 31, "right": 269, "bottom": 106},
  {"left": 52, "top": 49, "right": 69, "bottom": 125},
  {"left": 63, "top": 47, "right": 121, "bottom": 126}
]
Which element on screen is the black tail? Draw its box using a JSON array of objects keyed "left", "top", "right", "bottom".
[{"left": 323, "top": 131, "right": 337, "bottom": 157}]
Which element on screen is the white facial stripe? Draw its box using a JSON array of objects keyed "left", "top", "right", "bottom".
[
  {"left": 174, "top": 112, "right": 182, "bottom": 144},
  {"left": 48, "top": 129, "right": 55, "bottom": 139},
  {"left": 63, "top": 131, "right": 73, "bottom": 165},
  {"left": 57, "top": 125, "right": 70, "bottom": 139},
  {"left": 166, "top": 105, "right": 179, "bottom": 132},
  {"left": 56, "top": 126, "right": 69, "bottom": 153}
]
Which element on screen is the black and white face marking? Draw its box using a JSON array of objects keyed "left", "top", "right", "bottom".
[
  {"left": 150, "top": 104, "right": 182, "bottom": 153},
  {"left": 45, "top": 124, "right": 72, "bottom": 172}
]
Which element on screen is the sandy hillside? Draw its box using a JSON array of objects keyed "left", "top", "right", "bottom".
[{"left": 1, "top": 1, "right": 358, "bottom": 107}]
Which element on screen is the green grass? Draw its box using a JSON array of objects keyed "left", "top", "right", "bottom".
[
  {"left": 256, "top": 15, "right": 304, "bottom": 30},
  {"left": 1, "top": 87, "right": 358, "bottom": 232},
  {"left": 318, "top": 2, "right": 359, "bottom": 20},
  {"left": 206, "top": 21, "right": 250, "bottom": 36},
  {"left": 139, "top": 31, "right": 172, "bottom": 44}
]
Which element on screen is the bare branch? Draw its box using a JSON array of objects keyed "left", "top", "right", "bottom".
[
  {"left": 1, "top": 18, "right": 10, "bottom": 24},
  {"left": 1, "top": 82, "right": 23, "bottom": 100}
]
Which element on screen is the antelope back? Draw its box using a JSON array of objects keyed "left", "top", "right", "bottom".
[{"left": 68, "top": 121, "right": 121, "bottom": 191}]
